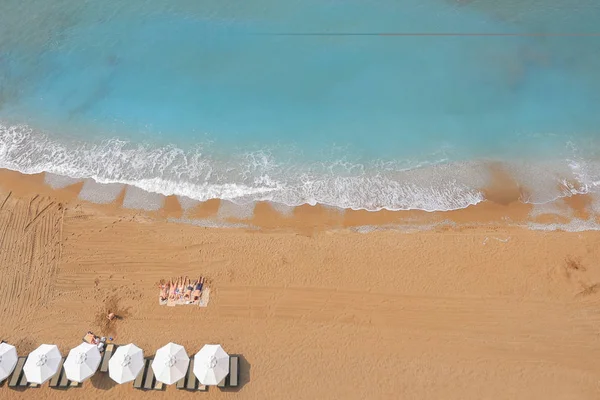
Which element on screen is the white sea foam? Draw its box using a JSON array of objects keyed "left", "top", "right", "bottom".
[
  {"left": 529, "top": 199, "right": 570, "bottom": 218},
  {"left": 269, "top": 202, "right": 295, "bottom": 217},
  {"left": 44, "top": 173, "right": 83, "bottom": 189},
  {"left": 122, "top": 186, "right": 164, "bottom": 211},
  {"left": 527, "top": 219, "right": 600, "bottom": 232},
  {"left": 79, "top": 179, "right": 124, "bottom": 204},
  {"left": 590, "top": 192, "right": 600, "bottom": 215},
  {"left": 168, "top": 217, "right": 252, "bottom": 230},
  {"left": 217, "top": 200, "right": 255, "bottom": 220},
  {"left": 351, "top": 222, "right": 453, "bottom": 234},
  {"left": 176, "top": 195, "right": 201, "bottom": 211},
  {"left": 1, "top": 123, "right": 600, "bottom": 215}
]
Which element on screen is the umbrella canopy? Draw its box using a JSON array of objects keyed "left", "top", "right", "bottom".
[
  {"left": 64, "top": 342, "right": 102, "bottom": 382},
  {"left": 0, "top": 342, "right": 18, "bottom": 382},
  {"left": 109, "top": 344, "right": 144, "bottom": 384},
  {"left": 193, "top": 344, "right": 229, "bottom": 385},
  {"left": 23, "top": 344, "right": 62, "bottom": 384},
  {"left": 152, "top": 343, "right": 189, "bottom": 385}
]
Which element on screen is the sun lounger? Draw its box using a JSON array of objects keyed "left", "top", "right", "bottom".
[
  {"left": 142, "top": 358, "right": 162, "bottom": 390},
  {"left": 133, "top": 359, "right": 148, "bottom": 389},
  {"left": 229, "top": 356, "right": 239, "bottom": 387},
  {"left": 8, "top": 357, "right": 25, "bottom": 387},
  {"left": 143, "top": 359, "right": 155, "bottom": 390},
  {"left": 99, "top": 343, "right": 116, "bottom": 372},
  {"left": 57, "top": 377, "right": 80, "bottom": 389},
  {"left": 186, "top": 359, "right": 197, "bottom": 390},
  {"left": 58, "top": 366, "right": 69, "bottom": 387},
  {"left": 15, "top": 357, "right": 29, "bottom": 387},
  {"left": 175, "top": 373, "right": 186, "bottom": 389},
  {"left": 69, "top": 380, "right": 81, "bottom": 388},
  {"left": 49, "top": 357, "right": 81, "bottom": 389},
  {"left": 18, "top": 367, "right": 29, "bottom": 387},
  {"left": 217, "top": 358, "right": 226, "bottom": 388},
  {"left": 57, "top": 373, "right": 80, "bottom": 389},
  {"left": 217, "top": 356, "right": 239, "bottom": 388},
  {"left": 49, "top": 358, "right": 65, "bottom": 388},
  {"left": 199, "top": 287, "right": 211, "bottom": 307},
  {"left": 175, "top": 359, "right": 205, "bottom": 391},
  {"left": 19, "top": 377, "right": 30, "bottom": 387}
]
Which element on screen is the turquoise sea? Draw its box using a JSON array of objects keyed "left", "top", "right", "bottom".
[{"left": 1, "top": 0, "right": 600, "bottom": 211}]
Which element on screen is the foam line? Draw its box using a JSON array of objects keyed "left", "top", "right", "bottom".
[
  {"left": 122, "top": 186, "right": 164, "bottom": 211},
  {"left": 2, "top": 123, "right": 600, "bottom": 213},
  {"left": 79, "top": 179, "right": 125, "bottom": 204},
  {"left": 44, "top": 173, "right": 83, "bottom": 189}
]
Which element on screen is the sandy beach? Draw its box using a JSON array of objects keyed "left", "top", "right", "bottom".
[{"left": 1, "top": 168, "right": 600, "bottom": 399}]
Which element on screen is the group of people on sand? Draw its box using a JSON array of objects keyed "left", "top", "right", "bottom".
[{"left": 158, "top": 276, "right": 205, "bottom": 305}]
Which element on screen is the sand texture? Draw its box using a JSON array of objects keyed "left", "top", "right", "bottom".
[{"left": 1, "top": 170, "right": 600, "bottom": 399}]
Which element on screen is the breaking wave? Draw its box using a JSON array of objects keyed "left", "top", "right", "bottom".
[{"left": 1, "top": 123, "right": 599, "bottom": 212}]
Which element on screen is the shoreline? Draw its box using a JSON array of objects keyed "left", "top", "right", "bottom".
[
  {"left": 0, "top": 167, "right": 598, "bottom": 234},
  {"left": 1, "top": 167, "right": 600, "bottom": 399},
  {"left": 2, "top": 124, "right": 600, "bottom": 215}
]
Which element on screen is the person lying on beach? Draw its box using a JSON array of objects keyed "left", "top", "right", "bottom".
[
  {"left": 183, "top": 277, "right": 195, "bottom": 301},
  {"left": 158, "top": 281, "right": 169, "bottom": 301},
  {"left": 192, "top": 277, "right": 205, "bottom": 302},
  {"left": 176, "top": 277, "right": 186, "bottom": 299},
  {"left": 168, "top": 277, "right": 180, "bottom": 300},
  {"left": 168, "top": 278, "right": 175, "bottom": 295},
  {"left": 168, "top": 277, "right": 186, "bottom": 301}
]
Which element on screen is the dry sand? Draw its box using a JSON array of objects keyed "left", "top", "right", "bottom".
[{"left": 1, "top": 168, "right": 600, "bottom": 399}]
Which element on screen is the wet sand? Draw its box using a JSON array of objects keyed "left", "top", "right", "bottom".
[{"left": 1, "top": 168, "right": 600, "bottom": 399}]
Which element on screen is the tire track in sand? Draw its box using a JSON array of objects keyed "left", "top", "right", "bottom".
[{"left": 0, "top": 191, "right": 63, "bottom": 330}]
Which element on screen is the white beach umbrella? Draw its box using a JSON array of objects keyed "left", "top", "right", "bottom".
[
  {"left": 109, "top": 343, "right": 144, "bottom": 384},
  {"left": 152, "top": 342, "right": 189, "bottom": 385},
  {"left": 0, "top": 342, "right": 18, "bottom": 382},
  {"left": 193, "top": 344, "right": 229, "bottom": 385},
  {"left": 23, "top": 344, "right": 62, "bottom": 384},
  {"left": 64, "top": 342, "right": 102, "bottom": 382}
]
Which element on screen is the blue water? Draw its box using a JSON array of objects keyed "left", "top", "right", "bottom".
[{"left": 1, "top": 0, "right": 600, "bottom": 210}]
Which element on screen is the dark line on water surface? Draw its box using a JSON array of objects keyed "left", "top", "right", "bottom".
[{"left": 252, "top": 32, "right": 600, "bottom": 37}]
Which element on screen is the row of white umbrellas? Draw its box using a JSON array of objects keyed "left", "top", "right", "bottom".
[{"left": 0, "top": 342, "right": 229, "bottom": 386}]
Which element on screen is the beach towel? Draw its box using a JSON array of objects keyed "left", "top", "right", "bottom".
[{"left": 198, "top": 287, "right": 210, "bottom": 308}]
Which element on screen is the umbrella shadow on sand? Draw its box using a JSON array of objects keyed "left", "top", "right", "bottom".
[
  {"left": 89, "top": 371, "right": 118, "bottom": 390},
  {"left": 219, "top": 354, "right": 251, "bottom": 393}
]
